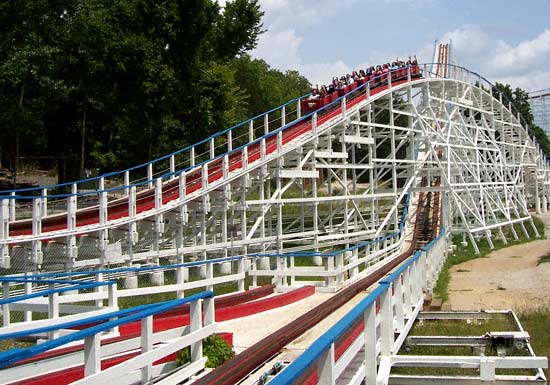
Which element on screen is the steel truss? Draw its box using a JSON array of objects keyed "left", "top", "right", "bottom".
[{"left": 1, "top": 65, "right": 549, "bottom": 273}]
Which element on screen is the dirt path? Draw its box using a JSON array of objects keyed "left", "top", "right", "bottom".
[{"left": 447, "top": 213, "right": 550, "bottom": 311}]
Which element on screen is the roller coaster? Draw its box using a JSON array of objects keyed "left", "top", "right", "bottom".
[{"left": 0, "top": 46, "right": 549, "bottom": 384}]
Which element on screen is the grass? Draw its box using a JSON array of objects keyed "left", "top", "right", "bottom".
[
  {"left": 518, "top": 307, "right": 550, "bottom": 378},
  {"left": 434, "top": 217, "right": 545, "bottom": 303},
  {"left": 394, "top": 313, "right": 543, "bottom": 377}
]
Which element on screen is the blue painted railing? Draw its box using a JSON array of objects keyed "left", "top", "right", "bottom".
[
  {"left": 0, "top": 290, "right": 213, "bottom": 369},
  {"left": 269, "top": 228, "right": 446, "bottom": 385}
]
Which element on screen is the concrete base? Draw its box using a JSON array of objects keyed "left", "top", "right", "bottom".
[
  {"left": 150, "top": 271, "right": 164, "bottom": 286},
  {"left": 219, "top": 262, "right": 232, "bottom": 275},
  {"left": 177, "top": 267, "right": 189, "bottom": 282},
  {"left": 257, "top": 257, "right": 271, "bottom": 270},
  {"left": 124, "top": 276, "right": 138, "bottom": 289},
  {"left": 196, "top": 265, "right": 207, "bottom": 279}
]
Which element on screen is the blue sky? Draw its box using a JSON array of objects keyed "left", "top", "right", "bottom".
[{"left": 226, "top": 0, "right": 550, "bottom": 91}]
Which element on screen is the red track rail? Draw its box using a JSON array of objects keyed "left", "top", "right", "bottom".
[
  {"left": 5, "top": 285, "right": 317, "bottom": 385},
  {"left": 9, "top": 72, "right": 421, "bottom": 238},
  {"left": 193, "top": 180, "right": 438, "bottom": 385}
]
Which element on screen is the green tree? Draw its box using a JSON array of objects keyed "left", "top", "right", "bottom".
[
  {"left": 0, "top": 0, "right": 314, "bottom": 181},
  {"left": 494, "top": 82, "right": 550, "bottom": 156},
  {"left": 232, "top": 55, "right": 311, "bottom": 117}
]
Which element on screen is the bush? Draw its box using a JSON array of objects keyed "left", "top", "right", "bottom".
[{"left": 175, "top": 334, "right": 235, "bottom": 368}]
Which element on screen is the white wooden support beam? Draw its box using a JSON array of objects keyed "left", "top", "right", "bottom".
[
  {"left": 281, "top": 105, "right": 286, "bottom": 127},
  {"left": 84, "top": 333, "right": 101, "bottom": 377},
  {"left": 242, "top": 146, "right": 248, "bottom": 170},
  {"left": 202, "top": 164, "right": 209, "bottom": 190},
  {"left": 394, "top": 274, "right": 405, "bottom": 333},
  {"left": 32, "top": 198, "right": 43, "bottom": 266},
  {"left": 336, "top": 253, "right": 344, "bottom": 285},
  {"left": 341, "top": 135, "right": 375, "bottom": 145},
  {"left": 227, "top": 129, "right": 233, "bottom": 152},
  {"left": 170, "top": 155, "right": 175, "bottom": 178},
  {"left": 0, "top": 199, "right": 9, "bottom": 269},
  {"left": 66, "top": 184, "right": 78, "bottom": 267},
  {"left": 99, "top": 178, "right": 108, "bottom": 266},
  {"left": 124, "top": 170, "right": 130, "bottom": 196},
  {"left": 23, "top": 281, "right": 31, "bottom": 322},
  {"left": 210, "top": 137, "right": 215, "bottom": 159},
  {"left": 380, "top": 287, "right": 394, "bottom": 356},
  {"left": 364, "top": 303, "right": 378, "bottom": 384},
  {"left": 277, "top": 131, "right": 283, "bottom": 153},
  {"left": 278, "top": 170, "right": 319, "bottom": 179},
  {"left": 223, "top": 154, "right": 229, "bottom": 180},
  {"left": 41, "top": 188, "right": 48, "bottom": 217},
  {"left": 249, "top": 120, "right": 254, "bottom": 143},
  {"left": 176, "top": 266, "right": 186, "bottom": 299},
  {"left": 312, "top": 112, "right": 318, "bottom": 136},
  {"left": 190, "top": 147, "right": 195, "bottom": 167},
  {"left": 260, "top": 138, "right": 266, "bottom": 161},
  {"left": 403, "top": 268, "right": 413, "bottom": 317},
  {"left": 190, "top": 299, "right": 203, "bottom": 363},
  {"left": 141, "top": 315, "right": 153, "bottom": 383},
  {"left": 203, "top": 296, "right": 215, "bottom": 326},
  {"left": 129, "top": 186, "right": 137, "bottom": 245},
  {"left": 238, "top": 258, "right": 245, "bottom": 292},
  {"left": 297, "top": 98, "right": 301, "bottom": 118},
  {"left": 341, "top": 96, "right": 347, "bottom": 117},
  {"left": 9, "top": 192, "right": 15, "bottom": 222},
  {"left": 318, "top": 343, "right": 336, "bottom": 385},
  {"left": 48, "top": 283, "right": 59, "bottom": 339},
  {"left": 147, "top": 163, "right": 153, "bottom": 189},
  {"left": 264, "top": 113, "right": 269, "bottom": 135},
  {"left": 315, "top": 151, "right": 348, "bottom": 159},
  {"left": 206, "top": 263, "right": 213, "bottom": 292},
  {"left": 155, "top": 178, "right": 164, "bottom": 236}
]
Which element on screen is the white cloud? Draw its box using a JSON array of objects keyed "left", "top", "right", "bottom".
[
  {"left": 248, "top": 1, "right": 550, "bottom": 92},
  {"left": 258, "top": 0, "right": 357, "bottom": 31},
  {"left": 488, "top": 29, "right": 550, "bottom": 74},
  {"left": 424, "top": 26, "right": 550, "bottom": 91},
  {"left": 250, "top": 0, "right": 360, "bottom": 86},
  {"left": 496, "top": 70, "right": 550, "bottom": 92}
]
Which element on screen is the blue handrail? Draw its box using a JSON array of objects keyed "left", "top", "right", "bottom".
[
  {"left": 0, "top": 290, "right": 214, "bottom": 369},
  {"left": 0, "top": 93, "right": 307, "bottom": 196},
  {"left": 269, "top": 227, "right": 447, "bottom": 385},
  {"left": 0, "top": 65, "right": 416, "bottom": 200},
  {"left": 0, "top": 281, "right": 115, "bottom": 306}
]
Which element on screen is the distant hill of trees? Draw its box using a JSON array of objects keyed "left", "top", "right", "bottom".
[{"left": 0, "top": 0, "right": 311, "bottom": 183}]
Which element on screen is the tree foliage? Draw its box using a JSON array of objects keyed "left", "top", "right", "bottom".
[
  {"left": 494, "top": 82, "right": 550, "bottom": 157},
  {"left": 0, "top": 0, "right": 310, "bottom": 183}
]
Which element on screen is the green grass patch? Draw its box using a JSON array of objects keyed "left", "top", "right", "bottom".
[
  {"left": 434, "top": 217, "right": 545, "bottom": 303},
  {"left": 518, "top": 307, "right": 550, "bottom": 378},
  {"left": 394, "top": 313, "right": 539, "bottom": 377}
]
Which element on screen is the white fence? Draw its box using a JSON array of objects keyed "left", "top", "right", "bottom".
[{"left": 0, "top": 291, "right": 216, "bottom": 385}]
